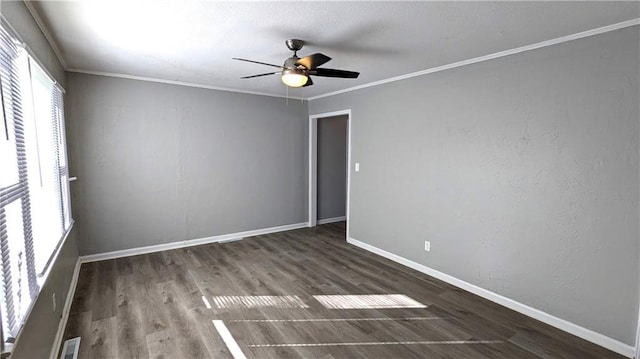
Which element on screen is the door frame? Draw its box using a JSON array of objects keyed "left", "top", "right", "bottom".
[
  {"left": 636, "top": 280, "right": 640, "bottom": 358},
  {"left": 308, "top": 109, "right": 352, "bottom": 239}
]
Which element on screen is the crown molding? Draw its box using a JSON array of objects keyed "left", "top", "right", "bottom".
[
  {"left": 23, "top": 1, "right": 67, "bottom": 69},
  {"left": 26, "top": 9, "right": 638, "bottom": 102},
  {"left": 309, "top": 18, "right": 640, "bottom": 101},
  {"left": 66, "top": 69, "right": 307, "bottom": 101}
]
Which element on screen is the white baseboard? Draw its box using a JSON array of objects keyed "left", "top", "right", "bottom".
[
  {"left": 80, "top": 222, "right": 309, "bottom": 263},
  {"left": 347, "top": 237, "right": 635, "bottom": 358},
  {"left": 49, "top": 257, "right": 82, "bottom": 359},
  {"left": 317, "top": 216, "right": 346, "bottom": 225}
]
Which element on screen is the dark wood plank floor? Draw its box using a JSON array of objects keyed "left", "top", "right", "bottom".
[{"left": 61, "top": 222, "right": 625, "bottom": 358}]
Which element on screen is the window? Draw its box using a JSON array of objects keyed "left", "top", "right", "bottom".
[{"left": 0, "top": 19, "right": 72, "bottom": 348}]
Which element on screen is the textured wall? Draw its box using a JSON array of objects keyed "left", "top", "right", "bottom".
[
  {"left": 317, "top": 115, "right": 348, "bottom": 220},
  {"left": 310, "top": 26, "right": 639, "bottom": 345},
  {"left": 66, "top": 73, "right": 309, "bottom": 255}
]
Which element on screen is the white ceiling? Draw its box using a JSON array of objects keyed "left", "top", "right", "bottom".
[{"left": 29, "top": 1, "right": 640, "bottom": 98}]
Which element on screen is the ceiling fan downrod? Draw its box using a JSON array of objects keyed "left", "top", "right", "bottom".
[{"left": 285, "top": 39, "right": 305, "bottom": 57}]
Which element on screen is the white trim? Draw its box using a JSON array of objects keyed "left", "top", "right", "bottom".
[
  {"left": 308, "top": 18, "right": 640, "bottom": 101},
  {"left": 79, "top": 222, "right": 308, "bottom": 263},
  {"left": 55, "top": 19, "right": 638, "bottom": 101},
  {"left": 346, "top": 112, "right": 352, "bottom": 240},
  {"left": 347, "top": 237, "right": 635, "bottom": 358},
  {"left": 22, "top": 1, "right": 67, "bottom": 69},
  {"left": 39, "top": 221, "right": 75, "bottom": 279},
  {"left": 317, "top": 216, "right": 347, "bottom": 225},
  {"left": 308, "top": 117, "right": 318, "bottom": 227},
  {"left": 309, "top": 110, "right": 354, "bottom": 121},
  {"left": 8, "top": 223, "right": 75, "bottom": 355},
  {"left": 66, "top": 69, "right": 305, "bottom": 101},
  {"left": 49, "top": 258, "right": 81, "bottom": 359},
  {"left": 636, "top": 299, "right": 640, "bottom": 359},
  {"left": 11, "top": 12, "right": 636, "bottom": 102},
  {"left": 308, "top": 110, "right": 352, "bottom": 239},
  {"left": 637, "top": 99, "right": 640, "bottom": 359}
]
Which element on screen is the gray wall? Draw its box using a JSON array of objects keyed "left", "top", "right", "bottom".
[
  {"left": 310, "top": 26, "right": 639, "bottom": 345},
  {"left": 2, "top": 2, "right": 80, "bottom": 358},
  {"left": 0, "top": 1, "right": 65, "bottom": 87},
  {"left": 65, "top": 73, "right": 309, "bottom": 255},
  {"left": 317, "top": 115, "right": 347, "bottom": 220}
]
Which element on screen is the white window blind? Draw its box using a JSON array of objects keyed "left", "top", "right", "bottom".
[{"left": 0, "top": 18, "right": 72, "bottom": 348}]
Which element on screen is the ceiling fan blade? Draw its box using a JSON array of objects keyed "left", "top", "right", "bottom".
[
  {"left": 296, "top": 53, "right": 331, "bottom": 69},
  {"left": 233, "top": 58, "right": 285, "bottom": 69},
  {"left": 241, "top": 72, "right": 280, "bottom": 79},
  {"left": 303, "top": 76, "right": 314, "bottom": 87},
  {"left": 310, "top": 68, "right": 360, "bottom": 78}
]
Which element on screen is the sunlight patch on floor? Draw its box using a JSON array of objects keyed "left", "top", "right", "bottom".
[
  {"left": 202, "top": 295, "right": 212, "bottom": 309},
  {"left": 248, "top": 340, "right": 504, "bottom": 348},
  {"left": 212, "top": 320, "right": 248, "bottom": 359},
  {"left": 313, "top": 294, "right": 427, "bottom": 309},
  {"left": 230, "top": 316, "right": 445, "bottom": 323},
  {"left": 211, "top": 295, "right": 309, "bottom": 309}
]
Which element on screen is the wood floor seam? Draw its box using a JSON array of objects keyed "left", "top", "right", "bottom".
[{"left": 60, "top": 222, "right": 625, "bottom": 359}]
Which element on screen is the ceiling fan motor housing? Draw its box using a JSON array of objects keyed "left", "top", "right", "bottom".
[
  {"left": 285, "top": 39, "right": 305, "bottom": 52},
  {"left": 284, "top": 57, "right": 305, "bottom": 71}
]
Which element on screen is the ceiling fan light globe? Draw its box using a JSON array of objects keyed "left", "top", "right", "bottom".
[{"left": 281, "top": 70, "right": 308, "bottom": 87}]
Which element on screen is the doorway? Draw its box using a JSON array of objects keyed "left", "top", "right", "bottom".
[
  {"left": 308, "top": 110, "right": 351, "bottom": 239},
  {"left": 636, "top": 287, "right": 640, "bottom": 358}
]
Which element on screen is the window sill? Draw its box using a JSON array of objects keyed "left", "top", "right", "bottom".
[{"left": 1, "top": 342, "right": 13, "bottom": 358}]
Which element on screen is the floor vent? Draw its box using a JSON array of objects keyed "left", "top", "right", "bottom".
[{"left": 60, "top": 337, "right": 81, "bottom": 359}]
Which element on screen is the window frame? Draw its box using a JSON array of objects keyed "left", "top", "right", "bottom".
[{"left": 0, "top": 16, "right": 73, "bottom": 353}]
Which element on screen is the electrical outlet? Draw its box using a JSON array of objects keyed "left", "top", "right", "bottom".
[
  {"left": 52, "top": 293, "right": 56, "bottom": 313},
  {"left": 424, "top": 241, "right": 431, "bottom": 252}
]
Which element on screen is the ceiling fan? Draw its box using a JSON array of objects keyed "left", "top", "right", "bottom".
[{"left": 233, "top": 39, "right": 360, "bottom": 88}]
